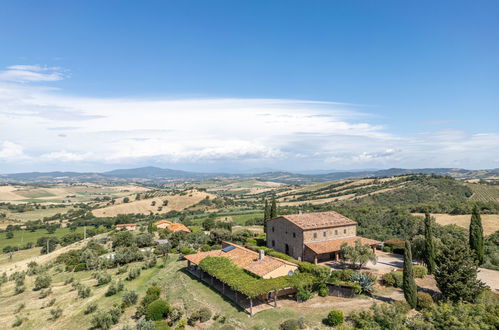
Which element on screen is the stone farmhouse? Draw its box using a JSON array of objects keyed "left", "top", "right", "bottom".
[{"left": 266, "top": 211, "right": 379, "bottom": 264}]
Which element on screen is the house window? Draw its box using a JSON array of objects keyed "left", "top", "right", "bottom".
[
  {"left": 335, "top": 230, "right": 338, "bottom": 235},
  {"left": 272, "top": 240, "right": 275, "bottom": 247},
  {"left": 272, "top": 227, "right": 275, "bottom": 232},
  {"left": 323, "top": 231, "right": 326, "bottom": 237},
  {"left": 293, "top": 232, "right": 296, "bottom": 238},
  {"left": 313, "top": 233, "right": 317, "bottom": 239}
]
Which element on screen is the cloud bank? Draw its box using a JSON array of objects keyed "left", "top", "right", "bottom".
[{"left": 0, "top": 65, "right": 497, "bottom": 173}]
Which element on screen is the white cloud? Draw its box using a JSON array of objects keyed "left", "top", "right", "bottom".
[
  {"left": 0, "top": 65, "right": 65, "bottom": 82},
  {"left": 0, "top": 141, "right": 29, "bottom": 161},
  {"left": 0, "top": 64, "right": 498, "bottom": 172}
]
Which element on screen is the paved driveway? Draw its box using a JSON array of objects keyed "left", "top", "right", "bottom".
[{"left": 368, "top": 252, "right": 499, "bottom": 292}]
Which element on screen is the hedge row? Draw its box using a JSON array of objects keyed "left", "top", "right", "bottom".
[{"left": 198, "top": 257, "right": 314, "bottom": 298}]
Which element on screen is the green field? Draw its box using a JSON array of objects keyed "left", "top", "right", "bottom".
[
  {"left": 0, "top": 227, "right": 87, "bottom": 251},
  {"left": 2, "top": 207, "right": 69, "bottom": 222}
]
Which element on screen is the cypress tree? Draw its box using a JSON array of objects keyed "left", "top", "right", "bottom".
[
  {"left": 403, "top": 240, "right": 417, "bottom": 308},
  {"left": 423, "top": 213, "right": 436, "bottom": 274},
  {"left": 469, "top": 206, "right": 484, "bottom": 264},
  {"left": 263, "top": 199, "right": 270, "bottom": 234},
  {"left": 270, "top": 197, "right": 277, "bottom": 219},
  {"left": 264, "top": 200, "right": 270, "bottom": 220}
]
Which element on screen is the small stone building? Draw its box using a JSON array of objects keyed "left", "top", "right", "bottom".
[
  {"left": 266, "top": 211, "right": 379, "bottom": 264},
  {"left": 185, "top": 241, "right": 298, "bottom": 279}
]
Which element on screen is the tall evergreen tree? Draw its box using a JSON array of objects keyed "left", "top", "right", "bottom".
[
  {"left": 263, "top": 199, "right": 270, "bottom": 234},
  {"left": 423, "top": 213, "right": 436, "bottom": 274},
  {"left": 402, "top": 240, "right": 417, "bottom": 308},
  {"left": 270, "top": 197, "right": 277, "bottom": 218},
  {"left": 469, "top": 206, "right": 484, "bottom": 264},
  {"left": 435, "top": 241, "right": 486, "bottom": 302},
  {"left": 263, "top": 200, "right": 270, "bottom": 220}
]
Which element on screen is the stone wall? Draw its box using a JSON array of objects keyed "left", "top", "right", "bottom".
[
  {"left": 303, "top": 224, "right": 356, "bottom": 243},
  {"left": 266, "top": 217, "right": 304, "bottom": 260}
]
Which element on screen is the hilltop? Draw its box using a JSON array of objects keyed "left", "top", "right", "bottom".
[{"left": 1, "top": 166, "right": 498, "bottom": 184}]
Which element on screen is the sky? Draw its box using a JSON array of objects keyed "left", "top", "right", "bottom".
[{"left": 0, "top": 0, "right": 498, "bottom": 173}]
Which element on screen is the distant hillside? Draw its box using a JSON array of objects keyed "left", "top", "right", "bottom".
[{"left": 1, "top": 166, "right": 498, "bottom": 184}]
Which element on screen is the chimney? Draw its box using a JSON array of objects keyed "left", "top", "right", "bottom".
[{"left": 259, "top": 249, "right": 265, "bottom": 260}]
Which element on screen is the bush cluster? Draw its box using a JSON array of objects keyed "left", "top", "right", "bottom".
[
  {"left": 325, "top": 309, "right": 344, "bottom": 327},
  {"left": 187, "top": 307, "right": 212, "bottom": 326}
]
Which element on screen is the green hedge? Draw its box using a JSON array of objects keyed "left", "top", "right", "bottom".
[{"left": 198, "top": 257, "right": 314, "bottom": 298}]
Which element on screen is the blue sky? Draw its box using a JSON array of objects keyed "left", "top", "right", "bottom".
[{"left": 0, "top": 0, "right": 498, "bottom": 173}]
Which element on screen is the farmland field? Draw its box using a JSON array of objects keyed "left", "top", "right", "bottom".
[
  {"left": 92, "top": 189, "right": 216, "bottom": 217},
  {"left": 1, "top": 207, "right": 69, "bottom": 222},
  {"left": 467, "top": 183, "right": 499, "bottom": 202},
  {"left": 413, "top": 213, "right": 499, "bottom": 236},
  {"left": 0, "top": 227, "right": 93, "bottom": 251}
]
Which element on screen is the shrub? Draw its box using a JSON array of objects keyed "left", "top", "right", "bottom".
[
  {"left": 382, "top": 246, "right": 392, "bottom": 253},
  {"left": 91, "top": 305, "right": 122, "bottom": 329},
  {"left": 12, "top": 315, "right": 25, "bottom": 327},
  {"left": 92, "top": 271, "right": 112, "bottom": 286},
  {"left": 279, "top": 319, "right": 303, "bottom": 330},
  {"left": 153, "top": 321, "right": 171, "bottom": 330},
  {"left": 416, "top": 291, "right": 434, "bottom": 310},
  {"left": 187, "top": 307, "right": 212, "bottom": 326},
  {"left": 196, "top": 307, "right": 212, "bottom": 322},
  {"left": 136, "top": 319, "right": 155, "bottom": 330},
  {"left": 382, "top": 271, "right": 403, "bottom": 288},
  {"left": 84, "top": 302, "right": 98, "bottom": 314},
  {"left": 318, "top": 284, "right": 329, "bottom": 297},
  {"left": 34, "top": 273, "right": 52, "bottom": 290},
  {"left": 385, "top": 239, "right": 405, "bottom": 254},
  {"left": 349, "top": 272, "right": 376, "bottom": 295},
  {"left": 146, "top": 299, "right": 170, "bottom": 321},
  {"left": 126, "top": 267, "right": 141, "bottom": 281},
  {"left": 106, "top": 280, "right": 124, "bottom": 296},
  {"left": 413, "top": 265, "right": 428, "bottom": 278},
  {"left": 44, "top": 298, "right": 56, "bottom": 308},
  {"left": 122, "top": 290, "right": 138, "bottom": 307},
  {"left": 64, "top": 276, "right": 74, "bottom": 285},
  {"left": 116, "top": 265, "right": 128, "bottom": 275},
  {"left": 296, "top": 286, "right": 313, "bottom": 302},
  {"left": 38, "top": 288, "right": 52, "bottom": 299},
  {"left": 15, "top": 303, "right": 25, "bottom": 313},
  {"left": 15, "top": 284, "right": 25, "bottom": 294},
  {"left": 326, "top": 309, "right": 344, "bottom": 327},
  {"left": 50, "top": 307, "right": 63, "bottom": 320},
  {"left": 77, "top": 284, "right": 91, "bottom": 298}
]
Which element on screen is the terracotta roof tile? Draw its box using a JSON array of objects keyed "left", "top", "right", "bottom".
[
  {"left": 272, "top": 211, "right": 357, "bottom": 230},
  {"left": 305, "top": 236, "right": 380, "bottom": 254},
  {"left": 168, "top": 223, "right": 191, "bottom": 233},
  {"left": 184, "top": 242, "right": 296, "bottom": 278},
  {"left": 154, "top": 220, "right": 172, "bottom": 226}
]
